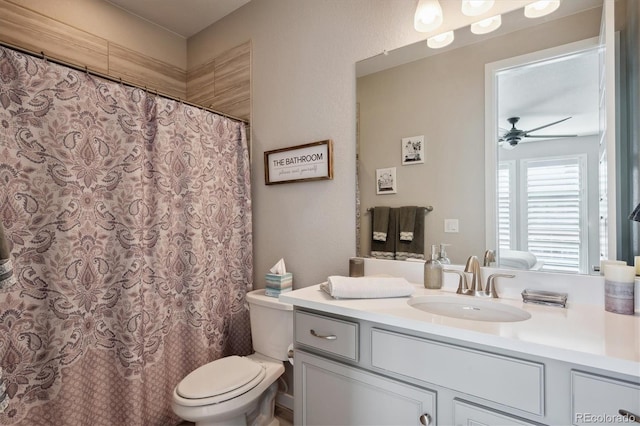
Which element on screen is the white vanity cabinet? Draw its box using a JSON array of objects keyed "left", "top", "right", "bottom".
[
  {"left": 296, "top": 351, "right": 436, "bottom": 425},
  {"left": 571, "top": 371, "right": 640, "bottom": 425},
  {"left": 292, "top": 307, "right": 640, "bottom": 426}
]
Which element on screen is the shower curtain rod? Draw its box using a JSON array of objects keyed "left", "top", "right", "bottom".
[{"left": 0, "top": 41, "right": 249, "bottom": 125}]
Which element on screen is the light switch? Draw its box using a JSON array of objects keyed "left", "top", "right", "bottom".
[{"left": 444, "top": 219, "right": 459, "bottom": 233}]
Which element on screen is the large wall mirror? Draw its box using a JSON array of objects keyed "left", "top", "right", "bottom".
[{"left": 356, "top": 0, "right": 639, "bottom": 275}]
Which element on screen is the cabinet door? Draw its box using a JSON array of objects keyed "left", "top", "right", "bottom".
[
  {"left": 572, "top": 371, "right": 640, "bottom": 425},
  {"left": 295, "top": 350, "right": 435, "bottom": 426},
  {"left": 453, "top": 400, "right": 538, "bottom": 426}
]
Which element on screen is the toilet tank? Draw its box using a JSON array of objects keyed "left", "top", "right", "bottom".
[{"left": 246, "top": 289, "right": 293, "bottom": 361}]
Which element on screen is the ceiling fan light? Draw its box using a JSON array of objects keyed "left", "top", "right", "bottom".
[
  {"left": 470, "top": 15, "right": 502, "bottom": 35},
  {"left": 414, "top": 0, "right": 444, "bottom": 32},
  {"left": 427, "top": 31, "right": 454, "bottom": 49},
  {"left": 524, "top": 0, "right": 561, "bottom": 18},
  {"left": 461, "top": 0, "right": 495, "bottom": 17}
]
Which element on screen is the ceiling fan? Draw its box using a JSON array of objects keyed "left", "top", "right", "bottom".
[{"left": 498, "top": 116, "right": 577, "bottom": 149}]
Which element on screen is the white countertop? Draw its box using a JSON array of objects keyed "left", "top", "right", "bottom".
[{"left": 280, "top": 283, "right": 640, "bottom": 378}]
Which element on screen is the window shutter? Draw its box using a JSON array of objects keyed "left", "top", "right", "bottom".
[{"left": 524, "top": 157, "right": 584, "bottom": 273}]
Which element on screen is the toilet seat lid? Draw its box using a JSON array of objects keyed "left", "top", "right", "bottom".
[{"left": 176, "top": 356, "right": 265, "bottom": 401}]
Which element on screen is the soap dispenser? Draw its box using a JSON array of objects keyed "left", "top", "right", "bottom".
[
  {"left": 424, "top": 244, "right": 443, "bottom": 289},
  {"left": 437, "top": 243, "right": 451, "bottom": 264}
]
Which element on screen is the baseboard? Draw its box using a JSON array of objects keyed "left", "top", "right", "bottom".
[{"left": 276, "top": 391, "right": 294, "bottom": 411}]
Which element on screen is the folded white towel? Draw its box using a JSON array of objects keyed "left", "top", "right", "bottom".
[{"left": 321, "top": 276, "right": 415, "bottom": 299}]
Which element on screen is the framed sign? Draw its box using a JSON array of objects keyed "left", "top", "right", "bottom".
[{"left": 264, "top": 140, "right": 333, "bottom": 185}]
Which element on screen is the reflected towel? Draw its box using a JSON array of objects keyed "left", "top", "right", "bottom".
[
  {"left": 395, "top": 207, "right": 425, "bottom": 261},
  {"left": 500, "top": 249, "right": 538, "bottom": 270},
  {"left": 399, "top": 206, "right": 417, "bottom": 241},
  {"left": 320, "top": 275, "right": 415, "bottom": 299},
  {"left": 371, "top": 207, "right": 396, "bottom": 259},
  {"left": 372, "top": 207, "right": 390, "bottom": 242}
]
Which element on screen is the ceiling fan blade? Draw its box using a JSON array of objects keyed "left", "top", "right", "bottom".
[
  {"left": 523, "top": 134, "right": 578, "bottom": 138},
  {"left": 524, "top": 116, "right": 572, "bottom": 134}
]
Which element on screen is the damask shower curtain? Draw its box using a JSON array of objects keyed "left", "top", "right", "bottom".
[{"left": 0, "top": 45, "right": 253, "bottom": 425}]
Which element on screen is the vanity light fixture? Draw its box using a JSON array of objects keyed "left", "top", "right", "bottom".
[
  {"left": 524, "top": 0, "right": 561, "bottom": 18},
  {"left": 414, "top": 0, "right": 444, "bottom": 32},
  {"left": 427, "top": 31, "right": 454, "bottom": 49},
  {"left": 461, "top": 0, "right": 495, "bottom": 17},
  {"left": 470, "top": 14, "right": 502, "bottom": 35}
]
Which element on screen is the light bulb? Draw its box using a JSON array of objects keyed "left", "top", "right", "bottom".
[
  {"left": 470, "top": 15, "right": 502, "bottom": 35},
  {"left": 461, "top": 0, "right": 495, "bottom": 17},
  {"left": 427, "top": 31, "right": 454, "bottom": 49},
  {"left": 524, "top": 0, "right": 561, "bottom": 18},
  {"left": 414, "top": 0, "right": 444, "bottom": 32}
]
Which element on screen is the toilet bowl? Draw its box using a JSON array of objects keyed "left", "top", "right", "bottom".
[{"left": 172, "top": 289, "right": 293, "bottom": 426}]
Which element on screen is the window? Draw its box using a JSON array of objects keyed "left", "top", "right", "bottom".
[
  {"left": 497, "top": 162, "right": 515, "bottom": 250},
  {"left": 499, "top": 155, "right": 588, "bottom": 273}
]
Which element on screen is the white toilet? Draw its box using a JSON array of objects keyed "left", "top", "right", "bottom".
[{"left": 172, "top": 289, "right": 293, "bottom": 426}]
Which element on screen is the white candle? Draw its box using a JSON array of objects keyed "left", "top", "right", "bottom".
[
  {"left": 600, "top": 259, "right": 626, "bottom": 275},
  {"left": 603, "top": 264, "right": 636, "bottom": 315},
  {"left": 603, "top": 264, "right": 635, "bottom": 282}
]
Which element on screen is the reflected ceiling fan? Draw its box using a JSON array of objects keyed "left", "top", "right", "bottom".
[{"left": 499, "top": 116, "right": 577, "bottom": 149}]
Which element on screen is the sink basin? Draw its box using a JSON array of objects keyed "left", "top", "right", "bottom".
[{"left": 408, "top": 295, "right": 531, "bottom": 322}]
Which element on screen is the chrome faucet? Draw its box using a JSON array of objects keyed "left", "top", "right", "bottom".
[
  {"left": 443, "top": 269, "right": 469, "bottom": 295},
  {"left": 458, "top": 255, "right": 514, "bottom": 298},
  {"left": 465, "top": 255, "right": 483, "bottom": 296},
  {"left": 483, "top": 249, "right": 496, "bottom": 267},
  {"left": 485, "top": 273, "right": 515, "bottom": 298}
]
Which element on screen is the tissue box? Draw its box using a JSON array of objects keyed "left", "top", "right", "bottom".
[
  {"left": 265, "top": 286, "right": 292, "bottom": 297},
  {"left": 264, "top": 273, "right": 293, "bottom": 297},
  {"left": 265, "top": 272, "right": 293, "bottom": 289}
]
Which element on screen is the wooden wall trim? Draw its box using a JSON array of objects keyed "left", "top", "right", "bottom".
[
  {"left": 0, "top": 0, "right": 109, "bottom": 73},
  {"left": 0, "top": 0, "right": 250, "bottom": 121},
  {"left": 187, "top": 41, "right": 251, "bottom": 121}
]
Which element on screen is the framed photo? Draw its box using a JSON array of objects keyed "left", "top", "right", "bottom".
[
  {"left": 264, "top": 140, "right": 333, "bottom": 185},
  {"left": 376, "top": 167, "right": 397, "bottom": 194},
  {"left": 401, "top": 135, "right": 425, "bottom": 165}
]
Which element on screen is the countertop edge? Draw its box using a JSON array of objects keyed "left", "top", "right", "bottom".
[{"left": 280, "top": 285, "right": 640, "bottom": 379}]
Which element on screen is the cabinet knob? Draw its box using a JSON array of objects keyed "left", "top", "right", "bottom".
[
  {"left": 419, "top": 413, "right": 431, "bottom": 425},
  {"left": 310, "top": 329, "right": 337, "bottom": 340},
  {"left": 619, "top": 409, "right": 640, "bottom": 423}
]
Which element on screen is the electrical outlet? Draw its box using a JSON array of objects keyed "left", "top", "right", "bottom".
[{"left": 444, "top": 219, "right": 459, "bottom": 233}]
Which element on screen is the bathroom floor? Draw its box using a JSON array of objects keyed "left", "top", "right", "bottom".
[
  {"left": 275, "top": 405, "right": 293, "bottom": 426},
  {"left": 176, "top": 407, "right": 292, "bottom": 426}
]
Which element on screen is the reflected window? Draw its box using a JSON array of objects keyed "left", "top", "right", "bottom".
[{"left": 499, "top": 155, "right": 588, "bottom": 273}]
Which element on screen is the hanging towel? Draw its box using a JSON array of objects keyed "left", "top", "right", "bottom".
[
  {"left": 320, "top": 276, "right": 415, "bottom": 299},
  {"left": 372, "top": 206, "right": 390, "bottom": 241},
  {"left": 0, "top": 222, "right": 14, "bottom": 289},
  {"left": 395, "top": 207, "right": 425, "bottom": 261},
  {"left": 399, "top": 206, "right": 417, "bottom": 241},
  {"left": 371, "top": 207, "right": 396, "bottom": 259}
]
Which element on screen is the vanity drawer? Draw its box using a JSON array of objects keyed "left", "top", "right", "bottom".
[
  {"left": 571, "top": 371, "right": 640, "bottom": 425},
  {"left": 370, "top": 328, "right": 544, "bottom": 415},
  {"left": 295, "top": 311, "right": 358, "bottom": 361},
  {"left": 453, "top": 399, "right": 538, "bottom": 426}
]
